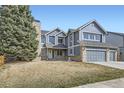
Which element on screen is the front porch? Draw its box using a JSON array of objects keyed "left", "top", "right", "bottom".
[{"left": 47, "top": 48, "right": 67, "bottom": 60}]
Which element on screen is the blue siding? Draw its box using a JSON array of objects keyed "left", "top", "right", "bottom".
[{"left": 106, "top": 33, "right": 124, "bottom": 47}]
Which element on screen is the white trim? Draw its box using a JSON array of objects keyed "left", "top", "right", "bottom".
[
  {"left": 83, "top": 39, "right": 100, "bottom": 42},
  {"left": 48, "top": 35, "right": 55, "bottom": 44},
  {"left": 68, "top": 44, "right": 80, "bottom": 48},
  {"left": 79, "top": 30, "right": 82, "bottom": 41},
  {"left": 82, "top": 32, "right": 101, "bottom": 42},
  {"left": 109, "top": 50, "right": 117, "bottom": 52},
  {"left": 86, "top": 48, "right": 106, "bottom": 51},
  {"left": 55, "top": 36, "right": 58, "bottom": 45},
  {"left": 55, "top": 31, "right": 66, "bottom": 36},
  {"left": 102, "top": 34, "right": 106, "bottom": 43},
  {"left": 41, "top": 47, "right": 46, "bottom": 48},
  {"left": 63, "top": 37, "right": 65, "bottom": 45}
]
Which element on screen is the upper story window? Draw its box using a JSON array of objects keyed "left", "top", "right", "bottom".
[
  {"left": 90, "top": 34, "right": 94, "bottom": 40},
  {"left": 41, "top": 35, "right": 46, "bottom": 43},
  {"left": 84, "top": 33, "right": 89, "bottom": 39},
  {"left": 49, "top": 36, "right": 55, "bottom": 44},
  {"left": 83, "top": 32, "right": 101, "bottom": 42},
  {"left": 58, "top": 37, "right": 63, "bottom": 44}
]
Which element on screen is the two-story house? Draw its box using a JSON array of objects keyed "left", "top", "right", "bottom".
[
  {"left": 66, "top": 20, "right": 118, "bottom": 62},
  {"left": 41, "top": 28, "right": 67, "bottom": 60},
  {"left": 41, "top": 20, "right": 122, "bottom": 62}
]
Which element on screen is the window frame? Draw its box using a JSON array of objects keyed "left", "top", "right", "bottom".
[
  {"left": 83, "top": 32, "right": 101, "bottom": 42},
  {"left": 49, "top": 36, "right": 55, "bottom": 44},
  {"left": 58, "top": 37, "right": 63, "bottom": 44}
]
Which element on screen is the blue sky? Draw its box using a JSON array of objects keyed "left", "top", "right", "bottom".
[{"left": 30, "top": 5, "right": 124, "bottom": 33}]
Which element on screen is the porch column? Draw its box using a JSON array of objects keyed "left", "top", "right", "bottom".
[
  {"left": 82, "top": 47, "right": 87, "bottom": 62},
  {"left": 106, "top": 49, "right": 110, "bottom": 62},
  {"left": 47, "top": 48, "right": 48, "bottom": 60}
]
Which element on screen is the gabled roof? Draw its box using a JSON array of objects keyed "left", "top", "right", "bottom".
[
  {"left": 45, "top": 28, "right": 61, "bottom": 35},
  {"left": 78, "top": 20, "right": 107, "bottom": 34},
  {"left": 55, "top": 31, "right": 67, "bottom": 37},
  {"left": 68, "top": 20, "right": 107, "bottom": 34}
]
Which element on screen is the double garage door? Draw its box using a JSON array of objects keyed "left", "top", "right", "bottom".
[
  {"left": 86, "top": 50, "right": 116, "bottom": 62},
  {"left": 87, "top": 50, "right": 106, "bottom": 62}
]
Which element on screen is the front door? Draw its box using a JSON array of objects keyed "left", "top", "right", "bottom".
[
  {"left": 110, "top": 51, "right": 115, "bottom": 61},
  {"left": 48, "top": 49, "right": 52, "bottom": 59},
  {"left": 52, "top": 50, "right": 54, "bottom": 58}
]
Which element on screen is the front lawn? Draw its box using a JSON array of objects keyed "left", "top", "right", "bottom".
[{"left": 0, "top": 61, "right": 124, "bottom": 88}]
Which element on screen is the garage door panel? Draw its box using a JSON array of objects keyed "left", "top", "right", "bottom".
[{"left": 86, "top": 50, "right": 106, "bottom": 62}]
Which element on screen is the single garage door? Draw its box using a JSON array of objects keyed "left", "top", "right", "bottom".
[
  {"left": 86, "top": 50, "right": 106, "bottom": 62},
  {"left": 110, "top": 51, "right": 115, "bottom": 61}
]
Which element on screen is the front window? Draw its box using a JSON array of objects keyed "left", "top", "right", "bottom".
[
  {"left": 49, "top": 36, "right": 55, "bottom": 44},
  {"left": 90, "top": 34, "right": 94, "bottom": 39},
  {"left": 83, "top": 32, "right": 101, "bottom": 41},
  {"left": 58, "top": 37, "right": 63, "bottom": 44},
  {"left": 84, "top": 33, "right": 88, "bottom": 39}
]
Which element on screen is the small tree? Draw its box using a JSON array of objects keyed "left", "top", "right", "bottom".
[{"left": 0, "top": 5, "right": 38, "bottom": 61}]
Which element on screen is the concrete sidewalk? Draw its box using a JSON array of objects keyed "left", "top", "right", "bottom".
[{"left": 75, "top": 78, "right": 124, "bottom": 88}]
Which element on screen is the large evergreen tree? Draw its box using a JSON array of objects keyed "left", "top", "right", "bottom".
[{"left": 0, "top": 5, "right": 38, "bottom": 61}]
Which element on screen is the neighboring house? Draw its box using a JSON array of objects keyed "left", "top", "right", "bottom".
[
  {"left": 41, "top": 20, "right": 124, "bottom": 62},
  {"left": 41, "top": 28, "right": 67, "bottom": 60},
  {"left": 106, "top": 32, "right": 124, "bottom": 61}
]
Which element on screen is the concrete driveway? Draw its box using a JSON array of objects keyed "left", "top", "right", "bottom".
[
  {"left": 90, "top": 62, "right": 124, "bottom": 69},
  {"left": 75, "top": 62, "right": 124, "bottom": 88},
  {"left": 76, "top": 78, "right": 124, "bottom": 88}
]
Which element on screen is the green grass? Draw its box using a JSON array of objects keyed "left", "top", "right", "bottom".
[{"left": 0, "top": 61, "right": 124, "bottom": 88}]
